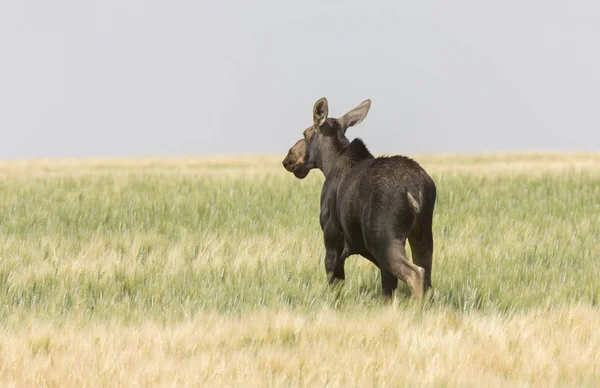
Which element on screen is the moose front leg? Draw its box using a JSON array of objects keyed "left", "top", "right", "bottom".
[
  {"left": 321, "top": 216, "right": 347, "bottom": 285},
  {"left": 325, "top": 246, "right": 347, "bottom": 284},
  {"left": 323, "top": 229, "right": 348, "bottom": 285}
]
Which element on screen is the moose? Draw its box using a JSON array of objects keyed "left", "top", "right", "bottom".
[{"left": 282, "top": 97, "right": 436, "bottom": 302}]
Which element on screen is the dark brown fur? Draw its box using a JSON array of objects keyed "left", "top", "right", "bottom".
[{"left": 282, "top": 98, "right": 436, "bottom": 302}]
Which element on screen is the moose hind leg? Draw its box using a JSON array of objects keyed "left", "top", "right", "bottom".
[
  {"left": 408, "top": 227, "right": 433, "bottom": 293},
  {"left": 380, "top": 268, "right": 398, "bottom": 304},
  {"left": 380, "top": 239, "right": 425, "bottom": 302}
]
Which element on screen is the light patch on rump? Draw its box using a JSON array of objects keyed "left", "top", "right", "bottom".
[{"left": 407, "top": 191, "right": 421, "bottom": 214}]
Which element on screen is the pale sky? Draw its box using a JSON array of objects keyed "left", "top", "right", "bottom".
[{"left": 1, "top": 1, "right": 599, "bottom": 159}]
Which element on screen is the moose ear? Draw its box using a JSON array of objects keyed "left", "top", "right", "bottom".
[
  {"left": 339, "top": 99, "right": 371, "bottom": 131},
  {"left": 313, "top": 97, "right": 329, "bottom": 128}
]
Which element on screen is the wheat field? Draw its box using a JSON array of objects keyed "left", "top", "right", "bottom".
[{"left": 0, "top": 152, "right": 599, "bottom": 387}]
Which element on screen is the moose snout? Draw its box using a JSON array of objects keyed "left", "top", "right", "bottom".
[{"left": 282, "top": 155, "right": 292, "bottom": 171}]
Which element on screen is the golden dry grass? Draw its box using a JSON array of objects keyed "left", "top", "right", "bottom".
[
  {"left": 2, "top": 151, "right": 599, "bottom": 178},
  {"left": 1, "top": 306, "right": 599, "bottom": 387}
]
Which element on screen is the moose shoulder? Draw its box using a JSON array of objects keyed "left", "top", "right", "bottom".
[{"left": 282, "top": 97, "right": 436, "bottom": 302}]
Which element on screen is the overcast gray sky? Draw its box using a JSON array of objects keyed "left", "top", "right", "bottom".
[{"left": 1, "top": 1, "right": 599, "bottom": 159}]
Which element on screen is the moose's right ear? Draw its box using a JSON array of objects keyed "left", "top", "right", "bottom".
[
  {"left": 313, "top": 97, "right": 329, "bottom": 128},
  {"left": 339, "top": 99, "right": 371, "bottom": 132}
]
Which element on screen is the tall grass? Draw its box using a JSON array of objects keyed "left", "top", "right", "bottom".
[
  {"left": 1, "top": 162, "right": 598, "bottom": 321},
  {"left": 0, "top": 154, "right": 599, "bottom": 386}
]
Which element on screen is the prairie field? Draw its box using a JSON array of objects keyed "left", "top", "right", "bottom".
[{"left": 0, "top": 152, "right": 599, "bottom": 387}]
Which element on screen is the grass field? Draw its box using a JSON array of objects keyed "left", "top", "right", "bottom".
[{"left": 0, "top": 152, "right": 599, "bottom": 387}]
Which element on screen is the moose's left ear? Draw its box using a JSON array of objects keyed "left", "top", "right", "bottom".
[
  {"left": 313, "top": 97, "right": 329, "bottom": 128},
  {"left": 339, "top": 99, "right": 371, "bottom": 132}
]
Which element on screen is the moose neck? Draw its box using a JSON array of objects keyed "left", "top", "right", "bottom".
[
  {"left": 318, "top": 136, "right": 374, "bottom": 178},
  {"left": 317, "top": 137, "right": 344, "bottom": 178}
]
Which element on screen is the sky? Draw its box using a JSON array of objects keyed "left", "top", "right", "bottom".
[{"left": 1, "top": 1, "right": 599, "bottom": 159}]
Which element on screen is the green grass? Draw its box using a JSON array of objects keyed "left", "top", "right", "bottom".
[{"left": 1, "top": 167, "right": 598, "bottom": 326}]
